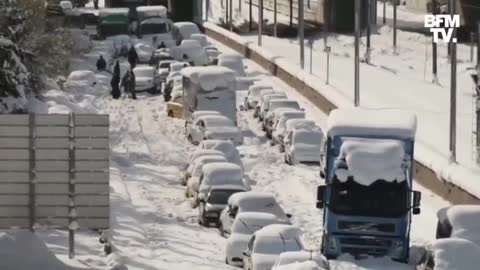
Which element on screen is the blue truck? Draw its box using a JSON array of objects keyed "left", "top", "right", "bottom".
[{"left": 316, "top": 108, "right": 422, "bottom": 262}]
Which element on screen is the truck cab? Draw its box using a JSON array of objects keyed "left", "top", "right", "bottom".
[
  {"left": 135, "top": 6, "right": 174, "bottom": 47},
  {"left": 316, "top": 108, "right": 421, "bottom": 262},
  {"left": 97, "top": 8, "right": 130, "bottom": 38}
]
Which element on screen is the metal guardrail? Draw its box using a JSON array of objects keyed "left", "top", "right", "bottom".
[{"left": 203, "top": 24, "right": 480, "bottom": 205}]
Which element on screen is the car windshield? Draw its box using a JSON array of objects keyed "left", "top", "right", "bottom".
[
  {"left": 254, "top": 237, "right": 302, "bottom": 254},
  {"left": 270, "top": 101, "right": 300, "bottom": 111},
  {"left": 208, "top": 189, "right": 242, "bottom": 205},
  {"left": 142, "top": 23, "right": 168, "bottom": 34},
  {"left": 205, "top": 118, "right": 233, "bottom": 127},
  {"left": 329, "top": 178, "right": 409, "bottom": 218},
  {"left": 293, "top": 131, "right": 322, "bottom": 145},
  {"left": 232, "top": 220, "right": 272, "bottom": 235}
]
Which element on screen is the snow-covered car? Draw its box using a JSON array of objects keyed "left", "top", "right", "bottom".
[
  {"left": 271, "top": 112, "right": 307, "bottom": 146},
  {"left": 172, "top": 22, "right": 201, "bottom": 45},
  {"left": 191, "top": 110, "right": 221, "bottom": 122},
  {"left": 244, "top": 84, "right": 274, "bottom": 110},
  {"left": 198, "top": 185, "right": 246, "bottom": 227},
  {"left": 185, "top": 154, "right": 227, "bottom": 197},
  {"left": 219, "top": 192, "right": 291, "bottom": 237},
  {"left": 279, "top": 119, "right": 316, "bottom": 152},
  {"left": 217, "top": 53, "right": 247, "bottom": 77},
  {"left": 284, "top": 127, "right": 324, "bottom": 165},
  {"left": 190, "top": 33, "right": 209, "bottom": 47},
  {"left": 187, "top": 115, "right": 243, "bottom": 146},
  {"left": 426, "top": 238, "right": 480, "bottom": 270},
  {"left": 195, "top": 162, "right": 249, "bottom": 207},
  {"left": 256, "top": 93, "right": 287, "bottom": 121},
  {"left": 180, "top": 39, "right": 202, "bottom": 48},
  {"left": 184, "top": 149, "right": 225, "bottom": 180},
  {"left": 166, "top": 78, "right": 184, "bottom": 118},
  {"left": 157, "top": 60, "right": 177, "bottom": 81},
  {"left": 198, "top": 140, "right": 243, "bottom": 170},
  {"left": 436, "top": 205, "right": 480, "bottom": 242},
  {"left": 226, "top": 212, "right": 288, "bottom": 267},
  {"left": 205, "top": 46, "right": 220, "bottom": 65},
  {"left": 134, "top": 43, "right": 154, "bottom": 64},
  {"left": 263, "top": 101, "right": 303, "bottom": 136},
  {"left": 132, "top": 65, "right": 160, "bottom": 93},
  {"left": 64, "top": 70, "right": 97, "bottom": 90},
  {"left": 242, "top": 224, "right": 304, "bottom": 270},
  {"left": 271, "top": 251, "right": 330, "bottom": 270}
]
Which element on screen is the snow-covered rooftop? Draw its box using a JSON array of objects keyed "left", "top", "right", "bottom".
[
  {"left": 327, "top": 108, "right": 417, "bottom": 139},
  {"left": 335, "top": 138, "right": 407, "bottom": 186},
  {"left": 285, "top": 119, "right": 316, "bottom": 131},
  {"left": 181, "top": 66, "right": 236, "bottom": 91}
]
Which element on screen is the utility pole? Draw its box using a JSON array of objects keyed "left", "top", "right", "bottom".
[
  {"left": 249, "top": 0, "right": 252, "bottom": 32},
  {"left": 432, "top": 0, "right": 438, "bottom": 83},
  {"left": 447, "top": 0, "right": 451, "bottom": 57},
  {"left": 258, "top": 0, "right": 263, "bottom": 46},
  {"left": 449, "top": 0, "right": 457, "bottom": 162},
  {"left": 354, "top": 0, "right": 360, "bottom": 106},
  {"left": 290, "top": 0, "right": 293, "bottom": 28},
  {"left": 274, "top": 0, "right": 278, "bottom": 37},
  {"left": 383, "top": 0, "right": 386, "bottom": 25},
  {"left": 393, "top": 0, "right": 397, "bottom": 52},
  {"left": 299, "top": 0, "right": 305, "bottom": 69},
  {"left": 239, "top": 0, "right": 242, "bottom": 12},
  {"left": 366, "top": 0, "right": 371, "bottom": 63},
  {"left": 231, "top": 0, "right": 233, "bottom": 26},
  {"left": 477, "top": 22, "right": 480, "bottom": 69},
  {"left": 225, "top": 0, "right": 229, "bottom": 26},
  {"left": 323, "top": 0, "right": 329, "bottom": 50}
]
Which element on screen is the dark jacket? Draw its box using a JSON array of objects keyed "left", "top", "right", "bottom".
[
  {"left": 128, "top": 46, "right": 138, "bottom": 67},
  {"left": 96, "top": 56, "right": 106, "bottom": 71}
]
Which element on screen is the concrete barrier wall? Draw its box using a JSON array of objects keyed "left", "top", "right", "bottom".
[{"left": 204, "top": 24, "right": 480, "bottom": 205}]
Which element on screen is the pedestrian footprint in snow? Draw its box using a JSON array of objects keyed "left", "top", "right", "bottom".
[{"left": 96, "top": 55, "right": 107, "bottom": 71}]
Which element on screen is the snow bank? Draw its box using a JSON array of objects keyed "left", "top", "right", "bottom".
[
  {"left": 0, "top": 231, "right": 74, "bottom": 270},
  {"left": 336, "top": 138, "right": 406, "bottom": 186},
  {"left": 433, "top": 238, "right": 480, "bottom": 270},
  {"left": 274, "top": 261, "right": 327, "bottom": 270}
]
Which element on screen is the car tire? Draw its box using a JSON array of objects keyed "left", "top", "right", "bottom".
[{"left": 168, "top": 110, "right": 174, "bottom": 117}]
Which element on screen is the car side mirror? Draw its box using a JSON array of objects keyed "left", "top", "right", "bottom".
[
  {"left": 413, "top": 191, "right": 421, "bottom": 207},
  {"left": 242, "top": 250, "right": 250, "bottom": 257},
  {"left": 316, "top": 185, "right": 326, "bottom": 209}
]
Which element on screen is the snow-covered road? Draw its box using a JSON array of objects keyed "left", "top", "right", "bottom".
[{"left": 36, "top": 29, "right": 450, "bottom": 270}]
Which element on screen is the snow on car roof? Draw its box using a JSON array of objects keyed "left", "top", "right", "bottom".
[
  {"left": 327, "top": 108, "right": 417, "bottom": 139},
  {"left": 274, "top": 108, "right": 304, "bottom": 118},
  {"left": 193, "top": 110, "right": 221, "bottom": 118},
  {"left": 285, "top": 119, "right": 316, "bottom": 131},
  {"left": 199, "top": 115, "right": 233, "bottom": 124},
  {"left": 335, "top": 138, "right": 406, "bottom": 186},
  {"left": 133, "top": 65, "right": 155, "bottom": 71},
  {"left": 173, "top": 21, "right": 198, "bottom": 28},
  {"left": 200, "top": 140, "right": 236, "bottom": 155},
  {"left": 189, "top": 149, "right": 225, "bottom": 162},
  {"left": 181, "top": 66, "right": 236, "bottom": 91},
  {"left": 433, "top": 238, "right": 480, "bottom": 270},
  {"left": 209, "top": 184, "right": 247, "bottom": 191},
  {"left": 228, "top": 191, "right": 275, "bottom": 205},
  {"left": 202, "top": 162, "right": 243, "bottom": 180},
  {"left": 441, "top": 205, "right": 480, "bottom": 242},
  {"left": 255, "top": 224, "right": 301, "bottom": 239},
  {"left": 192, "top": 155, "right": 227, "bottom": 176},
  {"left": 181, "top": 39, "right": 202, "bottom": 47},
  {"left": 99, "top": 8, "right": 129, "bottom": 16},
  {"left": 236, "top": 212, "right": 280, "bottom": 223}
]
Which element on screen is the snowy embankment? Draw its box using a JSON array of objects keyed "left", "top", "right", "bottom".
[{"left": 205, "top": 0, "right": 480, "bottom": 200}]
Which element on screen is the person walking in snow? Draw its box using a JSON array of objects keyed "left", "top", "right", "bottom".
[
  {"left": 93, "top": 0, "right": 99, "bottom": 9},
  {"left": 96, "top": 55, "right": 107, "bottom": 71},
  {"left": 110, "top": 61, "right": 121, "bottom": 99},
  {"left": 158, "top": 41, "right": 166, "bottom": 49},
  {"left": 127, "top": 70, "right": 137, "bottom": 100},
  {"left": 127, "top": 45, "right": 138, "bottom": 69}
]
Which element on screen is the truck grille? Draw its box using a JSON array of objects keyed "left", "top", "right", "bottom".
[
  {"left": 341, "top": 247, "right": 388, "bottom": 256},
  {"left": 338, "top": 221, "right": 395, "bottom": 233},
  {"left": 339, "top": 237, "right": 392, "bottom": 247}
]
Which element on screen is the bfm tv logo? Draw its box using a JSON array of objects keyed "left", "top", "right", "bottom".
[{"left": 424, "top": 15, "right": 460, "bottom": 43}]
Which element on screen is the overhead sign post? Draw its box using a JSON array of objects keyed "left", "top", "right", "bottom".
[{"left": 0, "top": 114, "right": 110, "bottom": 258}]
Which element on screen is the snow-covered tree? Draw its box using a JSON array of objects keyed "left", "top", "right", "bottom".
[{"left": 0, "top": 0, "right": 73, "bottom": 113}]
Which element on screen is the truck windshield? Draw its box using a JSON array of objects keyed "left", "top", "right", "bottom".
[{"left": 329, "top": 178, "right": 408, "bottom": 218}]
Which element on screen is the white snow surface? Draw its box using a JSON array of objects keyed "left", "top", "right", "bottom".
[
  {"left": 336, "top": 138, "right": 407, "bottom": 185},
  {"left": 181, "top": 66, "right": 236, "bottom": 91}
]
